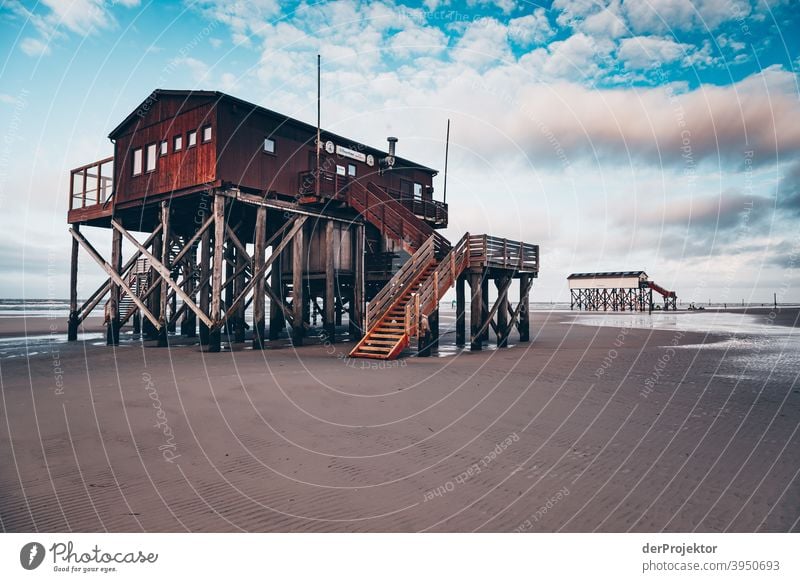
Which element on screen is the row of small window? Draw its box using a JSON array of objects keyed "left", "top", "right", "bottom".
[{"left": 132, "top": 126, "right": 213, "bottom": 176}]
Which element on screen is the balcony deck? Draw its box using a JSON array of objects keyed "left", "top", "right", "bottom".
[{"left": 67, "top": 157, "right": 114, "bottom": 225}]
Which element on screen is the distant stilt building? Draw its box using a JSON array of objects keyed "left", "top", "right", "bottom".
[
  {"left": 568, "top": 271, "right": 677, "bottom": 312},
  {"left": 66, "top": 89, "right": 539, "bottom": 359}
]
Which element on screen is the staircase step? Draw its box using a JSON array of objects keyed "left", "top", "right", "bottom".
[{"left": 357, "top": 345, "right": 392, "bottom": 353}]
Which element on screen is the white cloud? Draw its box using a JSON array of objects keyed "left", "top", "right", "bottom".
[
  {"left": 19, "top": 37, "right": 51, "bottom": 57},
  {"left": 618, "top": 36, "right": 694, "bottom": 69},
  {"left": 467, "top": 0, "right": 517, "bottom": 15},
  {"left": 507, "top": 9, "right": 554, "bottom": 47},
  {"left": 453, "top": 17, "right": 513, "bottom": 68},
  {"left": 8, "top": 0, "right": 140, "bottom": 56},
  {"left": 622, "top": 0, "right": 752, "bottom": 34},
  {"left": 520, "top": 32, "right": 614, "bottom": 82}
]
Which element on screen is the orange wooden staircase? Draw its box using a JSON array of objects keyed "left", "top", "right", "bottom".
[{"left": 350, "top": 233, "right": 471, "bottom": 360}]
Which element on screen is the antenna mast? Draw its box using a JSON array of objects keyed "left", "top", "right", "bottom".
[
  {"left": 316, "top": 54, "right": 321, "bottom": 199},
  {"left": 443, "top": 119, "right": 450, "bottom": 205}
]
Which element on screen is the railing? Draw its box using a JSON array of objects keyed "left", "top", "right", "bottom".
[
  {"left": 69, "top": 157, "right": 114, "bottom": 211},
  {"left": 298, "top": 170, "right": 350, "bottom": 199},
  {"left": 365, "top": 234, "right": 437, "bottom": 329},
  {"left": 382, "top": 187, "right": 448, "bottom": 227},
  {"left": 346, "top": 181, "right": 451, "bottom": 257},
  {"left": 468, "top": 234, "right": 539, "bottom": 272},
  {"left": 406, "top": 233, "right": 471, "bottom": 338}
]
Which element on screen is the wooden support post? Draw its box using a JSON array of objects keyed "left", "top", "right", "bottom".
[
  {"left": 456, "top": 275, "right": 466, "bottom": 347},
  {"left": 224, "top": 239, "right": 235, "bottom": 334},
  {"left": 350, "top": 223, "right": 365, "bottom": 340},
  {"left": 292, "top": 220, "right": 305, "bottom": 346},
  {"left": 518, "top": 274, "right": 531, "bottom": 342},
  {"left": 252, "top": 206, "right": 267, "bottom": 349},
  {"left": 430, "top": 307, "right": 440, "bottom": 352},
  {"left": 269, "top": 239, "right": 285, "bottom": 340},
  {"left": 234, "top": 235, "right": 247, "bottom": 343},
  {"left": 470, "top": 271, "right": 483, "bottom": 351},
  {"left": 209, "top": 194, "right": 225, "bottom": 352},
  {"left": 480, "top": 273, "right": 489, "bottom": 343},
  {"left": 107, "top": 227, "right": 122, "bottom": 346},
  {"left": 496, "top": 276, "right": 510, "bottom": 348},
  {"left": 199, "top": 226, "right": 211, "bottom": 345},
  {"left": 181, "top": 244, "right": 197, "bottom": 338},
  {"left": 68, "top": 224, "right": 80, "bottom": 341},
  {"left": 157, "top": 202, "right": 170, "bottom": 347},
  {"left": 143, "top": 227, "right": 162, "bottom": 339},
  {"left": 324, "top": 220, "right": 336, "bottom": 342}
]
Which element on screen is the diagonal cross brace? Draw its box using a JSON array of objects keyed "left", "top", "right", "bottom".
[
  {"left": 112, "top": 219, "right": 214, "bottom": 329},
  {"left": 69, "top": 228, "right": 161, "bottom": 330}
]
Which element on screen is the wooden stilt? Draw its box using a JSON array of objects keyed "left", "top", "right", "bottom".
[
  {"left": 181, "top": 243, "right": 197, "bottom": 338},
  {"left": 209, "top": 194, "right": 225, "bottom": 352},
  {"left": 143, "top": 227, "right": 162, "bottom": 339},
  {"left": 234, "top": 234, "right": 246, "bottom": 343},
  {"left": 292, "top": 221, "right": 305, "bottom": 346},
  {"left": 480, "top": 274, "right": 489, "bottom": 343},
  {"left": 324, "top": 220, "right": 336, "bottom": 342},
  {"left": 157, "top": 202, "right": 170, "bottom": 347},
  {"left": 496, "top": 275, "right": 509, "bottom": 348},
  {"left": 456, "top": 275, "right": 465, "bottom": 347},
  {"left": 224, "top": 239, "right": 234, "bottom": 335},
  {"left": 350, "top": 223, "right": 364, "bottom": 340},
  {"left": 199, "top": 226, "right": 211, "bottom": 345},
  {"left": 470, "top": 271, "right": 483, "bottom": 351},
  {"left": 252, "top": 206, "right": 267, "bottom": 349},
  {"left": 430, "top": 307, "right": 440, "bottom": 352},
  {"left": 107, "top": 227, "right": 122, "bottom": 346},
  {"left": 269, "top": 238, "right": 284, "bottom": 340},
  {"left": 519, "top": 274, "right": 530, "bottom": 342},
  {"left": 68, "top": 224, "right": 80, "bottom": 341}
]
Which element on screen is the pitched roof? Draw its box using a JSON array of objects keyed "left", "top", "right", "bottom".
[
  {"left": 567, "top": 271, "right": 647, "bottom": 279},
  {"left": 108, "top": 89, "right": 438, "bottom": 174}
]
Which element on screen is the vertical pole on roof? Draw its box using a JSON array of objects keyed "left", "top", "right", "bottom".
[
  {"left": 443, "top": 119, "right": 450, "bottom": 204},
  {"left": 316, "top": 54, "right": 321, "bottom": 199}
]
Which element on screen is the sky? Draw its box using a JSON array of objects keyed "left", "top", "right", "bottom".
[{"left": 0, "top": 0, "right": 798, "bottom": 303}]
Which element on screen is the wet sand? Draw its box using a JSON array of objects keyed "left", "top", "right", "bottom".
[{"left": 0, "top": 308, "right": 798, "bottom": 532}]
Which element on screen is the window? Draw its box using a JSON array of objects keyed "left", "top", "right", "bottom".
[
  {"left": 263, "top": 137, "right": 275, "bottom": 154},
  {"left": 146, "top": 143, "right": 157, "bottom": 172},
  {"left": 132, "top": 148, "right": 143, "bottom": 176},
  {"left": 202, "top": 126, "right": 212, "bottom": 143},
  {"left": 174, "top": 135, "right": 183, "bottom": 151},
  {"left": 414, "top": 182, "right": 423, "bottom": 197},
  {"left": 336, "top": 165, "right": 346, "bottom": 176},
  {"left": 160, "top": 140, "right": 168, "bottom": 156},
  {"left": 187, "top": 130, "right": 197, "bottom": 147},
  {"left": 347, "top": 163, "right": 357, "bottom": 177}
]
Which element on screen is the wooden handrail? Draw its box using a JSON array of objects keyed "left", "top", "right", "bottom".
[
  {"left": 406, "top": 232, "right": 470, "bottom": 338},
  {"left": 366, "top": 234, "right": 437, "bottom": 329}
]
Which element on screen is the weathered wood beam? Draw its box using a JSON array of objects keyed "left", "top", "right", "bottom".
[
  {"left": 324, "top": 220, "right": 335, "bottom": 342},
  {"left": 292, "top": 219, "right": 305, "bottom": 345},
  {"left": 77, "top": 225, "right": 162, "bottom": 323},
  {"left": 218, "top": 215, "right": 307, "bottom": 333},
  {"left": 252, "top": 206, "right": 267, "bottom": 349},
  {"left": 111, "top": 219, "right": 213, "bottom": 329},
  {"left": 68, "top": 228, "right": 160, "bottom": 330},
  {"left": 68, "top": 225, "right": 80, "bottom": 340},
  {"left": 209, "top": 194, "right": 226, "bottom": 351},
  {"left": 471, "top": 275, "right": 513, "bottom": 344}
]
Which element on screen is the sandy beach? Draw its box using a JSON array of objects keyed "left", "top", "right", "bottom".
[{"left": 0, "top": 307, "right": 798, "bottom": 532}]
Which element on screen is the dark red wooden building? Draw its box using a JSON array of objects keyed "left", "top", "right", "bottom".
[{"left": 67, "top": 89, "right": 538, "bottom": 358}]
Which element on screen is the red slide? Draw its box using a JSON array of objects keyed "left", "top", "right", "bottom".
[{"left": 647, "top": 281, "right": 676, "bottom": 298}]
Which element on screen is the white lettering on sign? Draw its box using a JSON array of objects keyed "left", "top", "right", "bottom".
[{"left": 336, "top": 145, "right": 366, "bottom": 162}]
